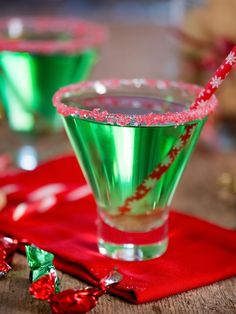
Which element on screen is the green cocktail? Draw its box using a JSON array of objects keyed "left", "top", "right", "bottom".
[
  {"left": 53, "top": 79, "right": 217, "bottom": 261},
  {"left": 0, "top": 17, "right": 106, "bottom": 133}
]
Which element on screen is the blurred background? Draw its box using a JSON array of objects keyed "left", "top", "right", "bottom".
[
  {"left": 0, "top": 0, "right": 235, "bottom": 230},
  {"left": 0, "top": 0, "right": 236, "bottom": 165},
  {"left": 0, "top": 0, "right": 203, "bottom": 23},
  {"left": 0, "top": 0, "right": 204, "bottom": 81}
]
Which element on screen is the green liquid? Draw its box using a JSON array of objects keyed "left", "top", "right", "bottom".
[
  {"left": 3, "top": 31, "right": 72, "bottom": 41},
  {"left": 63, "top": 96, "right": 206, "bottom": 232},
  {"left": 0, "top": 49, "right": 97, "bottom": 132}
]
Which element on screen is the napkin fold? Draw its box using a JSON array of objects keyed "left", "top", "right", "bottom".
[{"left": 0, "top": 155, "right": 236, "bottom": 304}]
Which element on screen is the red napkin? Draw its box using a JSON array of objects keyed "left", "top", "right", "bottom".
[{"left": 0, "top": 155, "right": 236, "bottom": 304}]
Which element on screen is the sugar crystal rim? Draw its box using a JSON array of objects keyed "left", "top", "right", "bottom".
[
  {"left": 0, "top": 16, "right": 108, "bottom": 54},
  {"left": 53, "top": 78, "right": 218, "bottom": 126}
]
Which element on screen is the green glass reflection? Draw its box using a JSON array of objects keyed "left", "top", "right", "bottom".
[
  {"left": 0, "top": 49, "right": 97, "bottom": 132},
  {"left": 62, "top": 96, "right": 206, "bottom": 232}
]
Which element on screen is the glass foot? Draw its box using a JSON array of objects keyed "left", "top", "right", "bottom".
[
  {"left": 98, "top": 238, "right": 168, "bottom": 261},
  {"left": 97, "top": 216, "right": 168, "bottom": 261}
]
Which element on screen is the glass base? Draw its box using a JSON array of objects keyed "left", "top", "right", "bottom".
[
  {"left": 98, "top": 238, "right": 168, "bottom": 261},
  {"left": 97, "top": 216, "right": 168, "bottom": 261}
]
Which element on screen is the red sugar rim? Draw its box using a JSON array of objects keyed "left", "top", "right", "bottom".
[
  {"left": 53, "top": 79, "right": 218, "bottom": 126},
  {"left": 0, "top": 16, "right": 107, "bottom": 54}
]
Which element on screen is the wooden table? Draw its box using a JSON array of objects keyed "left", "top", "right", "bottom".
[{"left": 0, "top": 23, "right": 236, "bottom": 313}]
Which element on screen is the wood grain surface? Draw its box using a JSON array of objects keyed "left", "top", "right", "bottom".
[{"left": 0, "top": 23, "right": 235, "bottom": 313}]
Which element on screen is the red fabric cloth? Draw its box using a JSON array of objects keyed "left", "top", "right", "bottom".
[{"left": 0, "top": 155, "right": 236, "bottom": 304}]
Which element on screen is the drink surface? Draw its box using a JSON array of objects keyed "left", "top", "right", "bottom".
[
  {"left": 63, "top": 95, "right": 205, "bottom": 232},
  {"left": 2, "top": 30, "right": 72, "bottom": 41}
]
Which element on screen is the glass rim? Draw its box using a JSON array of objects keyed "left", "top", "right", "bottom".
[
  {"left": 53, "top": 78, "right": 218, "bottom": 126},
  {"left": 0, "top": 16, "right": 108, "bottom": 54}
]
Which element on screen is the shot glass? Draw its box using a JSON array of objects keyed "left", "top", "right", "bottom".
[
  {"left": 53, "top": 79, "right": 217, "bottom": 261},
  {"left": 0, "top": 16, "right": 107, "bottom": 133}
]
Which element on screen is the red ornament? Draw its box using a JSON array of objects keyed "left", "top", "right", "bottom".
[
  {"left": 215, "top": 38, "right": 235, "bottom": 58},
  {"left": 201, "top": 53, "right": 218, "bottom": 70}
]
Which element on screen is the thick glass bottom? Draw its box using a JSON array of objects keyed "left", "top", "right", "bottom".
[
  {"left": 97, "top": 216, "right": 168, "bottom": 261},
  {"left": 98, "top": 238, "right": 168, "bottom": 261}
]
